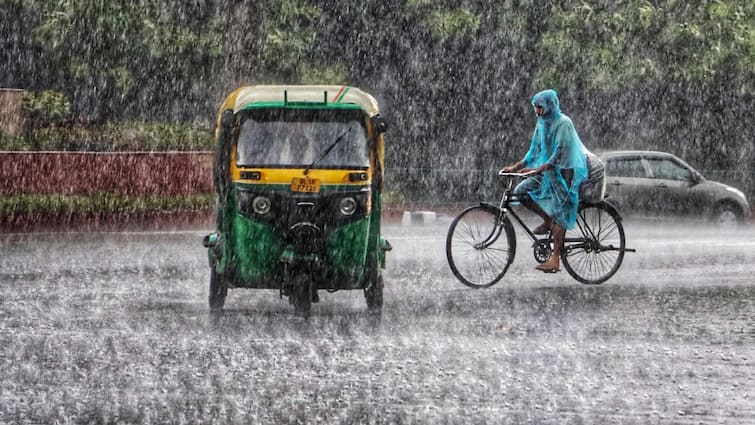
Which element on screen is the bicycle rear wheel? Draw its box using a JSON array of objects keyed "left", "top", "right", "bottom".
[
  {"left": 446, "top": 205, "right": 516, "bottom": 288},
  {"left": 562, "top": 201, "right": 625, "bottom": 285}
]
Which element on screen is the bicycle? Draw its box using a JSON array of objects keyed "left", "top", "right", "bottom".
[{"left": 446, "top": 171, "right": 635, "bottom": 288}]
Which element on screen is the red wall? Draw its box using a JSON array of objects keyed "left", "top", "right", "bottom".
[{"left": 0, "top": 151, "right": 214, "bottom": 196}]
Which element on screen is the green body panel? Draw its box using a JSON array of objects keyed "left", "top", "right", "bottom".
[
  {"left": 223, "top": 215, "right": 372, "bottom": 290},
  {"left": 230, "top": 214, "right": 284, "bottom": 285},
  {"left": 325, "top": 219, "right": 370, "bottom": 286},
  {"left": 210, "top": 182, "right": 386, "bottom": 290},
  {"left": 368, "top": 193, "right": 385, "bottom": 278},
  {"left": 240, "top": 102, "right": 363, "bottom": 111},
  {"left": 212, "top": 183, "right": 379, "bottom": 289}
]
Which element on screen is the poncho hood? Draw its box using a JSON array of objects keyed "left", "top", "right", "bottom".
[{"left": 532, "top": 89, "right": 561, "bottom": 123}]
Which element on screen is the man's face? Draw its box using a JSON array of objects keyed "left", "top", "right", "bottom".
[{"left": 533, "top": 103, "right": 544, "bottom": 117}]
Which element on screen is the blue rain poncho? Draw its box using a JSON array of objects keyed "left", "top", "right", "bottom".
[{"left": 522, "top": 90, "right": 588, "bottom": 229}]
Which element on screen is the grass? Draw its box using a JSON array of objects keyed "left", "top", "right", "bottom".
[{"left": 0, "top": 193, "right": 215, "bottom": 215}]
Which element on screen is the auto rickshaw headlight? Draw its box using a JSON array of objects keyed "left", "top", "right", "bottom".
[
  {"left": 339, "top": 197, "right": 357, "bottom": 216},
  {"left": 252, "top": 196, "right": 272, "bottom": 215}
]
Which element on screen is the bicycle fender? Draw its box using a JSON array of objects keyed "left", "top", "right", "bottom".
[
  {"left": 583, "top": 200, "right": 623, "bottom": 221},
  {"left": 475, "top": 202, "right": 503, "bottom": 213}
]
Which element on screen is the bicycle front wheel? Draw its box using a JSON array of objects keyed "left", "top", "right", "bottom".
[
  {"left": 446, "top": 205, "right": 516, "bottom": 288},
  {"left": 562, "top": 202, "right": 626, "bottom": 285}
]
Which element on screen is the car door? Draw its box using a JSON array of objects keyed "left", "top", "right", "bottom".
[
  {"left": 603, "top": 155, "right": 654, "bottom": 214},
  {"left": 644, "top": 155, "right": 701, "bottom": 217}
]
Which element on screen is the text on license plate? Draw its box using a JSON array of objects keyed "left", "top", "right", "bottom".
[{"left": 291, "top": 177, "right": 320, "bottom": 193}]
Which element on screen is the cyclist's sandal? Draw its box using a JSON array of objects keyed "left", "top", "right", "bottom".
[{"left": 535, "top": 263, "right": 560, "bottom": 273}]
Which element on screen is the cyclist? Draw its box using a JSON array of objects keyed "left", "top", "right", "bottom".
[{"left": 500, "top": 89, "right": 589, "bottom": 273}]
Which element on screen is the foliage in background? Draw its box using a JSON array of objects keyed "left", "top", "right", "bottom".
[
  {"left": 405, "top": 1, "right": 480, "bottom": 40},
  {"left": 1, "top": 0, "right": 753, "bottom": 203},
  {"left": 25, "top": 0, "right": 224, "bottom": 120},
  {"left": 3, "top": 0, "right": 751, "bottom": 118},
  {"left": 536, "top": 0, "right": 755, "bottom": 90},
  {"left": 257, "top": 0, "right": 347, "bottom": 84},
  {"left": 21, "top": 90, "right": 71, "bottom": 128},
  {"left": 0, "top": 193, "right": 214, "bottom": 216},
  {"left": 0, "top": 121, "right": 213, "bottom": 151}
]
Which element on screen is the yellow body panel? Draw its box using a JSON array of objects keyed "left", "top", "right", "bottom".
[{"left": 232, "top": 167, "right": 372, "bottom": 186}]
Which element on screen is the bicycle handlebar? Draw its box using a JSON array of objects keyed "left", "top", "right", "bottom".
[{"left": 497, "top": 170, "right": 539, "bottom": 178}]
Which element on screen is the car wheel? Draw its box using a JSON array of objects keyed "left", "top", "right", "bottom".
[{"left": 712, "top": 202, "right": 743, "bottom": 227}]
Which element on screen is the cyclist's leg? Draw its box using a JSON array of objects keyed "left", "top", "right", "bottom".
[
  {"left": 520, "top": 196, "right": 551, "bottom": 230},
  {"left": 536, "top": 169, "right": 574, "bottom": 272},
  {"left": 537, "top": 223, "right": 564, "bottom": 272},
  {"left": 513, "top": 176, "right": 551, "bottom": 232}
]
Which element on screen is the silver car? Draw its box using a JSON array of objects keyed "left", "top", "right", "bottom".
[{"left": 598, "top": 150, "right": 751, "bottom": 225}]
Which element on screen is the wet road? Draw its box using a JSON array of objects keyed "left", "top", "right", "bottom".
[{"left": 1, "top": 220, "right": 754, "bottom": 424}]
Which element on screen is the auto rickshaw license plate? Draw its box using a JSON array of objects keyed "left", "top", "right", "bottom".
[{"left": 291, "top": 177, "right": 320, "bottom": 193}]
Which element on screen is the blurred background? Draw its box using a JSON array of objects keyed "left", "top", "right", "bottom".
[{"left": 1, "top": 0, "right": 753, "bottom": 207}]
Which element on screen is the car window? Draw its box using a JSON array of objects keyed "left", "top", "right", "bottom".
[
  {"left": 606, "top": 157, "right": 647, "bottom": 178},
  {"left": 646, "top": 158, "right": 691, "bottom": 181}
]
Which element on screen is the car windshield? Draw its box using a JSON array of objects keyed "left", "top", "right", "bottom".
[{"left": 236, "top": 109, "right": 369, "bottom": 169}]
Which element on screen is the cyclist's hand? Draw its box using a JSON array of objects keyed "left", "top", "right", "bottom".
[
  {"left": 519, "top": 167, "right": 535, "bottom": 174},
  {"left": 500, "top": 165, "right": 517, "bottom": 173}
]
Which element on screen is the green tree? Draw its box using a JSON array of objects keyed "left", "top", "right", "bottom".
[
  {"left": 405, "top": 0, "right": 481, "bottom": 40},
  {"left": 30, "top": 0, "right": 224, "bottom": 120},
  {"left": 536, "top": 0, "right": 754, "bottom": 91},
  {"left": 255, "top": 0, "right": 346, "bottom": 84},
  {"left": 22, "top": 90, "right": 71, "bottom": 127}
]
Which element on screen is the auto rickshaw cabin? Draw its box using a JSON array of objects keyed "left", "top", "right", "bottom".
[{"left": 203, "top": 85, "right": 390, "bottom": 317}]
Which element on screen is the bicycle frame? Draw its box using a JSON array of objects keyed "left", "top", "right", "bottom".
[
  {"left": 494, "top": 173, "right": 548, "bottom": 245},
  {"left": 494, "top": 172, "right": 627, "bottom": 251}
]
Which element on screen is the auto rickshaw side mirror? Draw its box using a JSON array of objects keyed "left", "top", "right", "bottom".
[
  {"left": 371, "top": 114, "right": 388, "bottom": 134},
  {"left": 220, "top": 109, "right": 235, "bottom": 129},
  {"left": 215, "top": 109, "right": 235, "bottom": 197}
]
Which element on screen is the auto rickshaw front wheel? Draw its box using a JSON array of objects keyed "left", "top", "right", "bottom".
[
  {"left": 364, "top": 276, "right": 384, "bottom": 312},
  {"left": 209, "top": 269, "right": 227, "bottom": 315},
  {"left": 290, "top": 273, "right": 314, "bottom": 318}
]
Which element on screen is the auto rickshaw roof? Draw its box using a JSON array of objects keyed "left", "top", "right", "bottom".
[{"left": 231, "top": 85, "right": 380, "bottom": 117}]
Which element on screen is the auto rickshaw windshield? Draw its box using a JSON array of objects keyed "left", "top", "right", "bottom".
[{"left": 236, "top": 108, "right": 370, "bottom": 169}]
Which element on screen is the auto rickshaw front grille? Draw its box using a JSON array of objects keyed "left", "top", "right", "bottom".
[
  {"left": 235, "top": 188, "right": 370, "bottom": 231},
  {"left": 288, "top": 222, "right": 323, "bottom": 253},
  {"left": 293, "top": 201, "right": 316, "bottom": 222}
]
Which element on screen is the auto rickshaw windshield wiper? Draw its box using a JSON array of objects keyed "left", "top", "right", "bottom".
[{"left": 303, "top": 127, "right": 352, "bottom": 175}]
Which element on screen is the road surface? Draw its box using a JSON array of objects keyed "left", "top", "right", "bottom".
[{"left": 1, "top": 219, "right": 753, "bottom": 424}]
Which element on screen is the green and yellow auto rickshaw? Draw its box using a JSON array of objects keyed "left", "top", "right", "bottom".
[{"left": 203, "top": 85, "right": 391, "bottom": 317}]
